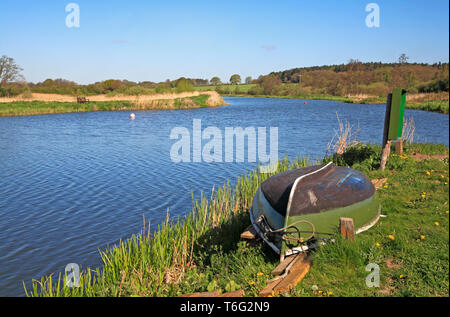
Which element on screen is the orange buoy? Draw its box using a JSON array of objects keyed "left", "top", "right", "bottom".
[{"left": 304, "top": 101, "right": 307, "bottom": 104}]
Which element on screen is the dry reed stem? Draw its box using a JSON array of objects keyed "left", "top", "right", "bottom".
[{"left": 327, "top": 112, "right": 360, "bottom": 155}]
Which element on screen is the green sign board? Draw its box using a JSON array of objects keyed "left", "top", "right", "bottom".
[{"left": 387, "top": 88, "right": 407, "bottom": 140}]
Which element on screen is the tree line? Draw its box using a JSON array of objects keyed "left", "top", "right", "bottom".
[{"left": 1, "top": 55, "right": 448, "bottom": 98}]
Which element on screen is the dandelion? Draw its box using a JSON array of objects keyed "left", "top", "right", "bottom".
[
  {"left": 328, "top": 291, "right": 333, "bottom": 296},
  {"left": 388, "top": 234, "right": 395, "bottom": 241},
  {"left": 376, "top": 242, "right": 381, "bottom": 247},
  {"left": 249, "top": 280, "right": 255, "bottom": 286},
  {"left": 399, "top": 274, "right": 404, "bottom": 279},
  {"left": 435, "top": 222, "right": 439, "bottom": 226},
  {"left": 256, "top": 272, "right": 264, "bottom": 277},
  {"left": 420, "top": 235, "right": 425, "bottom": 240},
  {"left": 446, "top": 210, "right": 449, "bottom": 214},
  {"left": 426, "top": 171, "right": 431, "bottom": 175},
  {"left": 441, "top": 175, "right": 445, "bottom": 179},
  {"left": 421, "top": 192, "right": 426, "bottom": 199},
  {"left": 311, "top": 285, "right": 319, "bottom": 292}
]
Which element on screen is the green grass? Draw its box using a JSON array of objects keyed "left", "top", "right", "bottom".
[
  {"left": 407, "top": 100, "right": 449, "bottom": 114},
  {"left": 0, "top": 97, "right": 215, "bottom": 117},
  {"left": 25, "top": 143, "right": 449, "bottom": 297}
]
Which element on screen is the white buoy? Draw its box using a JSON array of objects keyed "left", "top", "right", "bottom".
[{"left": 130, "top": 113, "right": 136, "bottom": 120}]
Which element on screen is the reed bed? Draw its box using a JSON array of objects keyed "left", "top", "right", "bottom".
[{"left": 24, "top": 157, "right": 313, "bottom": 297}]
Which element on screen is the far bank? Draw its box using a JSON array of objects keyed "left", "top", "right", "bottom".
[{"left": 0, "top": 91, "right": 226, "bottom": 117}]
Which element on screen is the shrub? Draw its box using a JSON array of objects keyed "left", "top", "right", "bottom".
[
  {"left": 176, "top": 78, "right": 194, "bottom": 93},
  {"left": 155, "top": 83, "right": 172, "bottom": 94}
]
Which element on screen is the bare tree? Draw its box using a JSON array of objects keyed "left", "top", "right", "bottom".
[
  {"left": 398, "top": 53, "right": 409, "bottom": 64},
  {"left": 0, "top": 56, "right": 24, "bottom": 87}
]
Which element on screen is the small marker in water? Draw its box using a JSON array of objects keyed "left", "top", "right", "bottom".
[
  {"left": 130, "top": 113, "right": 136, "bottom": 120},
  {"left": 304, "top": 101, "right": 307, "bottom": 104}
]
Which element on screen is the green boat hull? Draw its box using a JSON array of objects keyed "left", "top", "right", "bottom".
[{"left": 249, "top": 163, "right": 381, "bottom": 257}]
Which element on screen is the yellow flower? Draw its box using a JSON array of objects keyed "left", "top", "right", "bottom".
[
  {"left": 388, "top": 235, "right": 395, "bottom": 240},
  {"left": 441, "top": 175, "right": 445, "bottom": 179},
  {"left": 256, "top": 272, "right": 264, "bottom": 277},
  {"left": 446, "top": 210, "right": 449, "bottom": 214},
  {"left": 249, "top": 280, "right": 255, "bottom": 285},
  {"left": 318, "top": 290, "right": 322, "bottom": 295},
  {"left": 399, "top": 274, "right": 404, "bottom": 279},
  {"left": 435, "top": 222, "right": 439, "bottom": 226},
  {"left": 420, "top": 235, "right": 425, "bottom": 240},
  {"left": 328, "top": 291, "right": 333, "bottom": 295},
  {"left": 426, "top": 171, "right": 431, "bottom": 175},
  {"left": 376, "top": 242, "right": 381, "bottom": 247}
]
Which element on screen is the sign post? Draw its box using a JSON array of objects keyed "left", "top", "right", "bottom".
[{"left": 380, "top": 88, "right": 407, "bottom": 171}]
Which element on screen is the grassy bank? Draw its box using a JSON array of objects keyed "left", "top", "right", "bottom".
[
  {"left": 25, "top": 142, "right": 448, "bottom": 297},
  {"left": 0, "top": 93, "right": 223, "bottom": 117},
  {"left": 195, "top": 85, "right": 449, "bottom": 114}
]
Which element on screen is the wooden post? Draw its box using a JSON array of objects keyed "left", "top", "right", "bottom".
[
  {"left": 380, "top": 93, "right": 392, "bottom": 171},
  {"left": 340, "top": 217, "right": 354, "bottom": 240},
  {"left": 395, "top": 139, "right": 403, "bottom": 155},
  {"left": 380, "top": 140, "right": 391, "bottom": 171}
]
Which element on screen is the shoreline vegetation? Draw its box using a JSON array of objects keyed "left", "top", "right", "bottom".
[
  {"left": 0, "top": 91, "right": 226, "bottom": 117},
  {"left": 25, "top": 142, "right": 449, "bottom": 297},
  {"left": 0, "top": 89, "right": 448, "bottom": 117},
  {"left": 206, "top": 84, "right": 449, "bottom": 114}
]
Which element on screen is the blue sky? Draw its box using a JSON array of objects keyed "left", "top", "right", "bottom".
[{"left": 1, "top": 0, "right": 448, "bottom": 84}]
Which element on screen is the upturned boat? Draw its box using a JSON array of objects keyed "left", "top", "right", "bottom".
[{"left": 250, "top": 162, "right": 381, "bottom": 260}]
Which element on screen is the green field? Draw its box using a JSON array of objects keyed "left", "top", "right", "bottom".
[{"left": 25, "top": 143, "right": 449, "bottom": 297}]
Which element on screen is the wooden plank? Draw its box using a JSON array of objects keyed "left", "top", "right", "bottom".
[
  {"left": 240, "top": 225, "right": 257, "bottom": 240},
  {"left": 217, "top": 290, "right": 245, "bottom": 297},
  {"left": 271, "top": 253, "right": 303, "bottom": 276},
  {"left": 260, "top": 254, "right": 311, "bottom": 297},
  {"left": 259, "top": 279, "right": 281, "bottom": 297},
  {"left": 271, "top": 256, "right": 312, "bottom": 295},
  {"left": 340, "top": 217, "right": 355, "bottom": 240}
]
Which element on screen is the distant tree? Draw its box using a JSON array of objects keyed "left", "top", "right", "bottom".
[
  {"left": 229, "top": 74, "right": 241, "bottom": 85},
  {"left": 0, "top": 55, "right": 24, "bottom": 87},
  {"left": 102, "top": 79, "right": 124, "bottom": 92},
  {"left": 398, "top": 54, "right": 409, "bottom": 64},
  {"left": 155, "top": 83, "right": 172, "bottom": 94},
  {"left": 176, "top": 78, "right": 194, "bottom": 93},
  {"left": 210, "top": 77, "right": 221, "bottom": 86},
  {"left": 260, "top": 75, "right": 282, "bottom": 95},
  {"left": 245, "top": 76, "right": 252, "bottom": 84},
  {"left": 42, "top": 78, "right": 56, "bottom": 87}
]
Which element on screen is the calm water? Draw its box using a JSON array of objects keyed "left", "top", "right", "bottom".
[{"left": 0, "top": 97, "right": 448, "bottom": 296}]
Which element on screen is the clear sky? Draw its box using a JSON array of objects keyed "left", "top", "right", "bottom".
[{"left": 1, "top": 0, "right": 448, "bottom": 84}]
